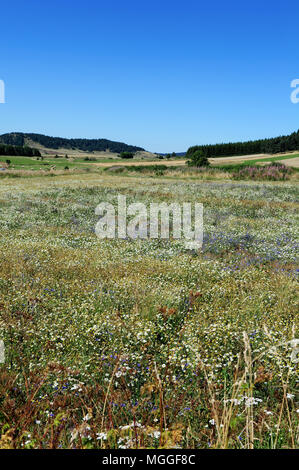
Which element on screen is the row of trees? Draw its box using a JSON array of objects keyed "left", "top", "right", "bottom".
[
  {"left": 0, "top": 133, "right": 144, "bottom": 154},
  {"left": 186, "top": 130, "right": 299, "bottom": 159},
  {"left": 0, "top": 143, "right": 41, "bottom": 157}
]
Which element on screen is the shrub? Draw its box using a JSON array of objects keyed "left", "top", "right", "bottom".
[
  {"left": 119, "top": 152, "right": 134, "bottom": 159},
  {"left": 187, "top": 149, "right": 210, "bottom": 167}
]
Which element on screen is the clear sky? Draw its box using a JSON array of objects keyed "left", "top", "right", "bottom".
[{"left": 0, "top": 0, "right": 298, "bottom": 152}]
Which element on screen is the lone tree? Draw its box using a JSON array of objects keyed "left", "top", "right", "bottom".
[{"left": 187, "top": 149, "right": 210, "bottom": 167}]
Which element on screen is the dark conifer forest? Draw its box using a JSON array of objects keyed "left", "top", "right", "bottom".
[
  {"left": 186, "top": 129, "right": 299, "bottom": 158},
  {"left": 0, "top": 143, "right": 41, "bottom": 157}
]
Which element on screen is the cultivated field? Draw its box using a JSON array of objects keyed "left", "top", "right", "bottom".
[{"left": 0, "top": 171, "right": 298, "bottom": 449}]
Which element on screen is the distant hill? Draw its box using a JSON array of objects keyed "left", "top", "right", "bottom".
[
  {"left": 159, "top": 152, "right": 186, "bottom": 157},
  {"left": 0, "top": 132, "right": 145, "bottom": 154}
]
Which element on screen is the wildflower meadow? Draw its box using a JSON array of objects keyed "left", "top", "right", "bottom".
[{"left": 0, "top": 171, "right": 298, "bottom": 449}]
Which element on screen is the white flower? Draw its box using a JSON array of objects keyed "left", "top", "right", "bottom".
[
  {"left": 244, "top": 397, "right": 262, "bottom": 407},
  {"left": 71, "top": 384, "right": 82, "bottom": 391},
  {"left": 120, "top": 422, "right": 143, "bottom": 430},
  {"left": 96, "top": 432, "right": 107, "bottom": 440},
  {"left": 149, "top": 431, "right": 161, "bottom": 439},
  {"left": 286, "top": 393, "right": 294, "bottom": 400}
]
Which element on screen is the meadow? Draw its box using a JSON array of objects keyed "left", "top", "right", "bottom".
[
  {"left": 1, "top": 151, "right": 299, "bottom": 173},
  {"left": 0, "top": 170, "right": 298, "bottom": 449}
]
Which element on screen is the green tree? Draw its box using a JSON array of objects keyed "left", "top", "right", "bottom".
[{"left": 187, "top": 150, "right": 210, "bottom": 167}]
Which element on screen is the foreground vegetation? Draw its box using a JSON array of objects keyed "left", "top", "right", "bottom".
[{"left": 0, "top": 171, "right": 298, "bottom": 449}]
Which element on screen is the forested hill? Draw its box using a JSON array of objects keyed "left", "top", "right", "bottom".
[
  {"left": 186, "top": 130, "right": 299, "bottom": 158},
  {"left": 0, "top": 143, "right": 41, "bottom": 157},
  {"left": 0, "top": 133, "right": 144, "bottom": 153}
]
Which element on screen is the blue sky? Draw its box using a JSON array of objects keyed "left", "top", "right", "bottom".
[{"left": 0, "top": 0, "right": 298, "bottom": 152}]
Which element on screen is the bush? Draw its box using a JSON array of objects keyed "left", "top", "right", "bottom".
[
  {"left": 187, "top": 150, "right": 210, "bottom": 167},
  {"left": 119, "top": 152, "right": 134, "bottom": 159}
]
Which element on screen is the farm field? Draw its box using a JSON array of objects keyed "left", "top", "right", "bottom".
[
  {"left": 0, "top": 171, "right": 298, "bottom": 449},
  {"left": 1, "top": 152, "right": 299, "bottom": 173}
]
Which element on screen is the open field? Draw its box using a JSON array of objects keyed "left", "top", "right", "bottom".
[
  {"left": 1, "top": 152, "right": 299, "bottom": 174},
  {"left": 210, "top": 153, "right": 299, "bottom": 167},
  {"left": 0, "top": 171, "right": 298, "bottom": 449},
  {"left": 278, "top": 158, "right": 299, "bottom": 169}
]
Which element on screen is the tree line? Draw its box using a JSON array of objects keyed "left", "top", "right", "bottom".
[
  {"left": 0, "top": 143, "right": 41, "bottom": 157},
  {"left": 186, "top": 129, "right": 299, "bottom": 158},
  {"left": 0, "top": 133, "right": 144, "bottom": 154}
]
